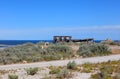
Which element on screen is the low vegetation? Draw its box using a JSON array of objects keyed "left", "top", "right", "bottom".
[
  {"left": 0, "top": 42, "right": 73, "bottom": 64},
  {"left": 56, "top": 68, "right": 72, "bottom": 79},
  {"left": 90, "top": 60, "right": 120, "bottom": 79},
  {"left": 80, "top": 62, "right": 93, "bottom": 73},
  {"left": 8, "top": 74, "right": 18, "bottom": 79},
  {"left": 49, "top": 66, "right": 72, "bottom": 79},
  {"left": 25, "top": 67, "right": 38, "bottom": 75},
  {"left": 49, "top": 66, "right": 61, "bottom": 74},
  {"left": 48, "top": 61, "right": 77, "bottom": 79},
  {"left": 67, "top": 61, "right": 77, "bottom": 70},
  {"left": 48, "top": 60, "right": 120, "bottom": 79},
  {"left": 77, "top": 43, "right": 111, "bottom": 57},
  {"left": 0, "top": 60, "right": 120, "bottom": 79},
  {"left": 0, "top": 42, "right": 113, "bottom": 65}
]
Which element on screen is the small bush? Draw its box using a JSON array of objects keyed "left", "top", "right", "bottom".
[
  {"left": 81, "top": 62, "right": 93, "bottom": 73},
  {"left": 25, "top": 67, "right": 38, "bottom": 75},
  {"left": 100, "top": 66, "right": 113, "bottom": 74},
  {"left": 8, "top": 74, "right": 18, "bottom": 79},
  {"left": 67, "top": 61, "right": 77, "bottom": 70},
  {"left": 97, "top": 66, "right": 113, "bottom": 78},
  {"left": 82, "top": 62, "right": 91, "bottom": 68},
  {"left": 47, "top": 45, "right": 72, "bottom": 54},
  {"left": 77, "top": 43, "right": 111, "bottom": 57},
  {"left": 49, "top": 66, "right": 60, "bottom": 74},
  {"left": 57, "top": 68, "right": 71, "bottom": 79},
  {"left": 91, "top": 74, "right": 100, "bottom": 79}
]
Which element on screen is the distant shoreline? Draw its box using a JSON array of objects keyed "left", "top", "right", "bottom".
[
  {"left": 0, "top": 40, "right": 53, "bottom": 45},
  {"left": 0, "top": 40, "right": 119, "bottom": 48}
]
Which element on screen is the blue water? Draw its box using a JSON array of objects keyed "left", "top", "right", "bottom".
[
  {"left": 0, "top": 40, "right": 119, "bottom": 45},
  {"left": 0, "top": 40, "right": 103, "bottom": 45},
  {"left": 0, "top": 40, "right": 53, "bottom": 45},
  {"left": 0, "top": 40, "right": 119, "bottom": 49},
  {"left": 0, "top": 40, "right": 119, "bottom": 48}
]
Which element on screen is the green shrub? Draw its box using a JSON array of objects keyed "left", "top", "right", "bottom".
[
  {"left": 46, "top": 45, "right": 73, "bottom": 59},
  {"left": 25, "top": 67, "right": 38, "bottom": 75},
  {"left": 100, "top": 66, "right": 114, "bottom": 74},
  {"left": 57, "top": 68, "right": 71, "bottom": 79},
  {"left": 81, "top": 62, "right": 93, "bottom": 73},
  {"left": 86, "top": 60, "right": 120, "bottom": 79},
  {"left": 47, "top": 45, "right": 72, "bottom": 54},
  {"left": 91, "top": 74, "right": 101, "bottom": 79},
  {"left": 77, "top": 43, "right": 111, "bottom": 57},
  {"left": 90, "top": 63, "right": 120, "bottom": 79},
  {"left": 8, "top": 74, "right": 18, "bottom": 79},
  {"left": 99, "top": 66, "right": 113, "bottom": 78},
  {"left": 67, "top": 61, "right": 77, "bottom": 70},
  {"left": 0, "top": 43, "right": 73, "bottom": 64},
  {"left": 82, "top": 62, "right": 91, "bottom": 68},
  {"left": 49, "top": 66, "right": 61, "bottom": 74}
]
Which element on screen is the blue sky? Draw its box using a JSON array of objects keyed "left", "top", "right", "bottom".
[{"left": 0, "top": 0, "right": 120, "bottom": 40}]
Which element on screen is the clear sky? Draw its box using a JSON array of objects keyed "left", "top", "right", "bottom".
[{"left": 0, "top": 0, "right": 120, "bottom": 40}]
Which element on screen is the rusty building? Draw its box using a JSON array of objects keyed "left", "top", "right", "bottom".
[
  {"left": 53, "top": 36, "right": 94, "bottom": 43},
  {"left": 53, "top": 36, "right": 72, "bottom": 42}
]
